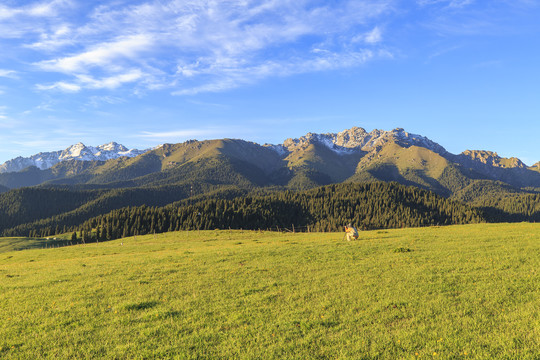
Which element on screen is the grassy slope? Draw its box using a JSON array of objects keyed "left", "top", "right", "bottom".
[
  {"left": 349, "top": 143, "right": 459, "bottom": 195},
  {"left": 285, "top": 143, "right": 364, "bottom": 183},
  {"left": 0, "top": 235, "right": 73, "bottom": 253},
  {"left": 1, "top": 224, "right": 539, "bottom": 359},
  {"left": 36, "top": 139, "right": 284, "bottom": 188}
]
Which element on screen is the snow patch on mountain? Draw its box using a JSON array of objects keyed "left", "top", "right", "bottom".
[
  {"left": 264, "top": 144, "right": 288, "bottom": 156},
  {"left": 0, "top": 142, "right": 149, "bottom": 173}
]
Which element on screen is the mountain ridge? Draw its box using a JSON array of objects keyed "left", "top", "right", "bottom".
[
  {"left": 1, "top": 126, "right": 540, "bottom": 238},
  {"left": 0, "top": 142, "right": 150, "bottom": 174},
  {"left": 2, "top": 127, "right": 536, "bottom": 175},
  {"left": 273, "top": 127, "right": 449, "bottom": 157},
  {"left": 1, "top": 126, "right": 539, "bottom": 198}
]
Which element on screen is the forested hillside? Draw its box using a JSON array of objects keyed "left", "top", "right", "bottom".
[
  {"left": 2, "top": 182, "right": 484, "bottom": 239},
  {"left": 0, "top": 184, "right": 229, "bottom": 236},
  {"left": 476, "top": 193, "right": 540, "bottom": 222},
  {"left": 0, "top": 187, "right": 103, "bottom": 231}
]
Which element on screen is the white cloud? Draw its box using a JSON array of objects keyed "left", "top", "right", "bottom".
[
  {"left": 172, "top": 49, "right": 387, "bottom": 95},
  {"left": 0, "top": 0, "right": 72, "bottom": 20},
  {"left": 137, "top": 129, "right": 219, "bottom": 140},
  {"left": 37, "top": 34, "right": 154, "bottom": 73},
  {"left": 26, "top": 0, "right": 393, "bottom": 93},
  {"left": 415, "top": 0, "right": 534, "bottom": 37},
  {"left": 36, "top": 81, "right": 81, "bottom": 92},
  {"left": 76, "top": 70, "right": 144, "bottom": 89},
  {"left": 426, "top": 45, "right": 462, "bottom": 61},
  {"left": 0, "top": 6, "right": 17, "bottom": 20},
  {"left": 28, "top": 0, "right": 73, "bottom": 17},
  {"left": 365, "top": 27, "right": 383, "bottom": 44},
  {"left": 353, "top": 26, "right": 383, "bottom": 44},
  {"left": 0, "top": 69, "right": 17, "bottom": 78},
  {"left": 36, "top": 70, "right": 145, "bottom": 92},
  {"left": 417, "top": 0, "right": 475, "bottom": 8},
  {"left": 186, "top": 100, "right": 228, "bottom": 109},
  {"left": 26, "top": 24, "right": 73, "bottom": 50},
  {"left": 0, "top": 0, "right": 74, "bottom": 40},
  {"left": 87, "top": 96, "right": 126, "bottom": 108},
  {"left": 0, "top": 107, "right": 20, "bottom": 129}
]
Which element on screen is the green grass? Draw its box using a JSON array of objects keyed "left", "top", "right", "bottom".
[
  {"left": 0, "top": 224, "right": 539, "bottom": 359},
  {"left": 0, "top": 234, "right": 74, "bottom": 253}
]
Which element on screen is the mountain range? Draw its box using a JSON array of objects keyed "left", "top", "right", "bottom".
[
  {"left": 2, "top": 125, "right": 540, "bottom": 237},
  {"left": 0, "top": 142, "right": 147, "bottom": 174},
  {"left": 1, "top": 126, "right": 539, "bottom": 201}
]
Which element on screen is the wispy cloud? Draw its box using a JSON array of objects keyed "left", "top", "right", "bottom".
[
  {"left": 365, "top": 27, "right": 384, "bottom": 44},
  {"left": 36, "top": 70, "right": 150, "bottom": 93},
  {"left": 353, "top": 27, "right": 384, "bottom": 44},
  {"left": 472, "top": 60, "right": 503, "bottom": 69},
  {"left": 86, "top": 96, "right": 126, "bottom": 108},
  {"left": 172, "top": 49, "right": 390, "bottom": 95},
  {"left": 36, "top": 81, "right": 81, "bottom": 92},
  {"left": 22, "top": 0, "right": 394, "bottom": 94},
  {"left": 0, "top": 118, "right": 129, "bottom": 157},
  {"left": 0, "top": 0, "right": 72, "bottom": 20},
  {"left": 186, "top": 100, "right": 229, "bottom": 109},
  {"left": 25, "top": 24, "right": 74, "bottom": 51},
  {"left": 425, "top": 45, "right": 462, "bottom": 62},
  {"left": 0, "top": 69, "right": 17, "bottom": 78},
  {"left": 36, "top": 34, "right": 154, "bottom": 73},
  {"left": 76, "top": 70, "right": 145, "bottom": 89},
  {"left": 417, "top": 0, "right": 475, "bottom": 9},
  {"left": 0, "top": 0, "right": 73, "bottom": 38},
  {"left": 137, "top": 129, "right": 222, "bottom": 141},
  {"left": 416, "top": 0, "right": 539, "bottom": 37},
  {"left": 0, "top": 107, "right": 21, "bottom": 129}
]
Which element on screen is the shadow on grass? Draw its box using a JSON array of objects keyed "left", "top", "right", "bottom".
[{"left": 124, "top": 300, "right": 160, "bottom": 311}]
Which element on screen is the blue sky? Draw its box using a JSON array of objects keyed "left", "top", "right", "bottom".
[{"left": 1, "top": 0, "right": 539, "bottom": 164}]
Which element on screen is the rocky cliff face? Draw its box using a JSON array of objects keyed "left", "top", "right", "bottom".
[
  {"left": 452, "top": 150, "right": 540, "bottom": 189},
  {"left": 458, "top": 150, "right": 527, "bottom": 169}
]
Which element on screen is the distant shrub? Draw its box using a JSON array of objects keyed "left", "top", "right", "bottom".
[{"left": 393, "top": 247, "right": 413, "bottom": 253}]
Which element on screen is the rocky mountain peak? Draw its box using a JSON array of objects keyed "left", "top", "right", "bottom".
[
  {"left": 460, "top": 150, "right": 527, "bottom": 169},
  {"left": 60, "top": 143, "right": 93, "bottom": 159},
  {"left": 277, "top": 126, "right": 447, "bottom": 156},
  {"left": 0, "top": 142, "right": 149, "bottom": 174},
  {"left": 98, "top": 142, "right": 128, "bottom": 152}
]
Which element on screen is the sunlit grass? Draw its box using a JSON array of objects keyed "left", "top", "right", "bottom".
[{"left": 0, "top": 224, "right": 539, "bottom": 359}]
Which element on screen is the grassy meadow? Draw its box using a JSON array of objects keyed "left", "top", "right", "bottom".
[
  {"left": 0, "top": 224, "right": 539, "bottom": 359},
  {"left": 0, "top": 234, "right": 74, "bottom": 253}
]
